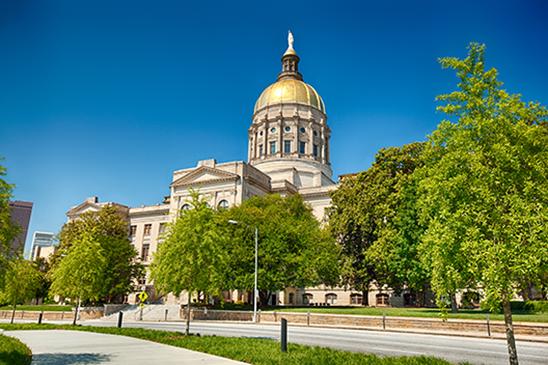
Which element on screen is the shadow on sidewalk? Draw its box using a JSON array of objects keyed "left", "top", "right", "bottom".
[{"left": 32, "top": 353, "right": 110, "bottom": 365}]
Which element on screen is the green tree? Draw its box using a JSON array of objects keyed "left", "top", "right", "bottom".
[
  {"left": 0, "top": 258, "right": 42, "bottom": 323},
  {"left": 328, "top": 143, "right": 428, "bottom": 305},
  {"left": 0, "top": 160, "right": 19, "bottom": 287},
  {"left": 150, "top": 193, "right": 227, "bottom": 335},
  {"left": 51, "top": 205, "right": 142, "bottom": 303},
  {"left": 417, "top": 43, "right": 548, "bottom": 365},
  {"left": 224, "top": 194, "right": 340, "bottom": 305},
  {"left": 50, "top": 231, "right": 108, "bottom": 324}
]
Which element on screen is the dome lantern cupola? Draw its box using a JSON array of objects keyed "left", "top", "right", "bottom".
[{"left": 278, "top": 31, "right": 303, "bottom": 81}]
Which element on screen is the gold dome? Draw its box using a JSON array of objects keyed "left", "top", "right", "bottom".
[{"left": 254, "top": 78, "right": 326, "bottom": 114}]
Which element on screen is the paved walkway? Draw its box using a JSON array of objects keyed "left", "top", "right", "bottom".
[{"left": 6, "top": 330, "right": 248, "bottom": 365}]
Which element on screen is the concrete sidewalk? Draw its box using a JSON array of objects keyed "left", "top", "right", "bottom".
[{"left": 6, "top": 330, "right": 248, "bottom": 365}]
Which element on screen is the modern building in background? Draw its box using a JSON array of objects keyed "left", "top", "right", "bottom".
[
  {"left": 8, "top": 200, "right": 33, "bottom": 255},
  {"left": 30, "top": 231, "right": 57, "bottom": 261},
  {"left": 66, "top": 33, "right": 408, "bottom": 307}
]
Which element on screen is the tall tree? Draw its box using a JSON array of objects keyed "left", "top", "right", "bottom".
[
  {"left": 417, "top": 43, "right": 548, "bottom": 365},
  {"left": 0, "top": 257, "right": 42, "bottom": 323},
  {"left": 223, "top": 194, "right": 340, "bottom": 305},
  {"left": 150, "top": 193, "right": 227, "bottom": 335},
  {"left": 328, "top": 143, "right": 428, "bottom": 305},
  {"left": 51, "top": 205, "right": 142, "bottom": 303},
  {"left": 0, "top": 159, "right": 19, "bottom": 287},
  {"left": 50, "top": 232, "right": 108, "bottom": 324}
]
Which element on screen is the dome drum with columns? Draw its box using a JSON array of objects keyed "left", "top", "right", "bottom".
[{"left": 248, "top": 32, "right": 334, "bottom": 189}]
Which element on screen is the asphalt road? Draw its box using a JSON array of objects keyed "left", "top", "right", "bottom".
[{"left": 84, "top": 319, "right": 548, "bottom": 365}]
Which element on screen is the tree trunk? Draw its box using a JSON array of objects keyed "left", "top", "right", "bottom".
[
  {"left": 10, "top": 300, "right": 16, "bottom": 324},
  {"left": 185, "top": 291, "right": 191, "bottom": 336},
  {"left": 450, "top": 293, "right": 458, "bottom": 313},
  {"left": 502, "top": 298, "right": 519, "bottom": 365},
  {"left": 72, "top": 298, "right": 81, "bottom": 326}
]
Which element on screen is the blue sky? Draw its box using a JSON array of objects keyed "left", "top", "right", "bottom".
[{"left": 1, "top": 0, "right": 547, "bottom": 256}]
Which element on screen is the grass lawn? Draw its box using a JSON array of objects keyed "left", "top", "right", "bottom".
[
  {"left": 0, "top": 334, "right": 32, "bottom": 365},
  {"left": 0, "top": 305, "right": 73, "bottom": 312},
  {"left": 249, "top": 306, "right": 547, "bottom": 323},
  {"left": 0, "top": 323, "right": 469, "bottom": 365}
]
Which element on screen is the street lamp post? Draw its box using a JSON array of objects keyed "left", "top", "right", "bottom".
[{"left": 229, "top": 220, "right": 259, "bottom": 323}]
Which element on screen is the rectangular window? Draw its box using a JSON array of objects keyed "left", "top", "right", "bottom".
[
  {"left": 284, "top": 140, "right": 291, "bottom": 154},
  {"left": 299, "top": 141, "right": 306, "bottom": 154},
  {"left": 270, "top": 141, "right": 277, "bottom": 154},
  {"left": 159, "top": 223, "right": 166, "bottom": 234},
  {"left": 313, "top": 144, "right": 319, "bottom": 157},
  {"left": 130, "top": 225, "right": 137, "bottom": 237},
  {"left": 259, "top": 144, "right": 263, "bottom": 156},
  {"left": 143, "top": 224, "right": 152, "bottom": 236},
  {"left": 141, "top": 243, "right": 150, "bottom": 261}
]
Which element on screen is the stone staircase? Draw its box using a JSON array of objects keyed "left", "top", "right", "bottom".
[{"left": 103, "top": 304, "right": 182, "bottom": 322}]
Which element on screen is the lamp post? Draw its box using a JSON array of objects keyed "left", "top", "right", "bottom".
[{"left": 228, "top": 220, "right": 259, "bottom": 323}]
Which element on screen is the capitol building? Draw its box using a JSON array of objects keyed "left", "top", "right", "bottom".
[{"left": 65, "top": 33, "right": 403, "bottom": 307}]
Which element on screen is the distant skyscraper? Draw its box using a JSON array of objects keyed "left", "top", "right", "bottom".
[
  {"left": 8, "top": 200, "right": 33, "bottom": 255},
  {"left": 30, "top": 231, "right": 57, "bottom": 261}
]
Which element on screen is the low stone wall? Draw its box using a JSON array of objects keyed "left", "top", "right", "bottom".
[
  {"left": 182, "top": 308, "right": 548, "bottom": 338},
  {"left": 0, "top": 310, "right": 73, "bottom": 321},
  {"left": 78, "top": 307, "right": 104, "bottom": 320}
]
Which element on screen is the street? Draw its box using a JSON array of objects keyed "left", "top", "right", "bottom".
[{"left": 84, "top": 319, "right": 548, "bottom": 365}]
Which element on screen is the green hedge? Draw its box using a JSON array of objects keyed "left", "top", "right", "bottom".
[{"left": 0, "top": 334, "right": 32, "bottom": 365}]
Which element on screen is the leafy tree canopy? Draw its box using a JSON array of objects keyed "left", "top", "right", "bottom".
[
  {"left": 417, "top": 43, "right": 548, "bottom": 364},
  {"left": 223, "top": 194, "right": 340, "bottom": 302}
]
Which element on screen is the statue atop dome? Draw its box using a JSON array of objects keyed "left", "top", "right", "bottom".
[{"left": 288, "top": 30, "right": 294, "bottom": 50}]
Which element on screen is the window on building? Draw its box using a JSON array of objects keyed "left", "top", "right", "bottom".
[
  {"left": 259, "top": 144, "right": 263, "bottom": 156},
  {"left": 218, "top": 200, "right": 229, "bottom": 209},
  {"left": 181, "top": 203, "right": 191, "bottom": 211},
  {"left": 313, "top": 130, "right": 318, "bottom": 136},
  {"left": 313, "top": 144, "right": 319, "bottom": 157},
  {"left": 376, "top": 293, "right": 390, "bottom": 306},
  {"left": 143, "top": 224, "right": 152, "bottom": 236},
  {"left": 141, "top": 243, "right": 150, "bottom": 261},
  {"left": 130, "top": 225, "right": 137, "bottom": 237},
  {"left": 350, "top": 293, "right": 363, "bottom": 305},
  {"left": 159, "top": 223, "right": 166, "bottom": 234},
  {"left": 284, "top": 140, "right": 291, "bottom": 154},
  {"left": 284, "top": 126, "right": 291, "bottom": 132},
  {"left": 270, "top": 127, "right": 276, "bottom": 133},
  {"left": 299, "top": 127, "right": 306, "bottom": 133},
  {"left": 288, "top": 293, "right": 295, "bottom": 305},
  {"left": 325, "top": 293, "right": 337, "bottom": 305},
  {"left": 299, "top": 141, "right": 306, "bottom": 154},
  {"left": 303, "top": 293, "right": 313, "bottom": 305},
  {"left": 269, "top": 141, "right": 277, "bottom": 154}
]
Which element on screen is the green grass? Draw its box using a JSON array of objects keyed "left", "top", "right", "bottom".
[
  {"left": 0, "top": 323, "right": 468, "bottom": 365},
  {"left": 0, "top": 305, "right": 72, "bottom": 312},
  {"left": 0, "top": 334, "right": 32, "bottom": 365},
  {"left": 256, "top": 306, "right": 548, "bottom": 323}
]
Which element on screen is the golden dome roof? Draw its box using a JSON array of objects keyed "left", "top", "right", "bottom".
[{"left": 254, "top": 78, "right": 326, "bottom": 114}]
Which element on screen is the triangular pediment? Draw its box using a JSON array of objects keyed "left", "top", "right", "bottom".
[
  {"left": 66, "top": 201, "right": 101, "bottom": 217},
  {"left": 171, "top": 166, "right": 240, "bottom": 188}
]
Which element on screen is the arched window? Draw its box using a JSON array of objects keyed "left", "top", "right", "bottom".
[
  {"left": 217, "top": 200, "right": 229, "bottom": 209},
  {"left": 181, "top": 203, "right": 191, "bottom": 211},
  {"left": 303, "top": 293, "right": 313, "bottom": 305},
  {"left": 325, "top": 293, "right": 337, "bottom": 305},
  {"left": 376, "top": 293, "right": 389, "bottom": 306},
  {"left": 350, "top": 293, "right": 363, "bottom": 305}
]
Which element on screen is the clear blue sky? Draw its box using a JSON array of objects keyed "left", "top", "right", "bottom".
[{"left": 1, "top": 0, "right": 547, "bottom": 256}]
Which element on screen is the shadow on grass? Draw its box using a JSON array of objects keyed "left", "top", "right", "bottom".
[{"left": 32, "top": 353, "right": 110, "bottom": 365}]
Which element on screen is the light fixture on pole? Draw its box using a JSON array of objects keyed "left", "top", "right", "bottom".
[{"left": 228, "top": 220, "right": 259, "bottom": 323}]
